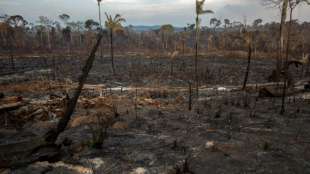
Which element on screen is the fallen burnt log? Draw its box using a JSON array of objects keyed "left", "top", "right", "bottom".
[
  {"left": 235, "top": 80, "right": 309, "bottom": 97},
  {"left": 0, "top": 32, "right": 103, "bottom": 169}
]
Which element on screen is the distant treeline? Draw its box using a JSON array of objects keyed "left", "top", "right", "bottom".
[{"left": 0, "top": 14, "right": 309, "bottom": 57}]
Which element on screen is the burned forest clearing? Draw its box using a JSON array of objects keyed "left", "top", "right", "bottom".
[
  {"left": 1, "top": 0, "right": 310, "bottom": 173},
  {"left": 1, "top": 53, "right": 310, "bottom": 174}
]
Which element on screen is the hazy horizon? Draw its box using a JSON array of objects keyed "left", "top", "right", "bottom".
[{"left": 1, "top": 0, "right": 310, "bottom": 27}]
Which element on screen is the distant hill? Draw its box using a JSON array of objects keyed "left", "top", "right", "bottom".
[{"left": 127, "top": 25, "right": 184, "bottom": 32}]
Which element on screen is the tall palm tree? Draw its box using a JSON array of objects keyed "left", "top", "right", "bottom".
[
  {"left": 105, "top": 13, "right": 126, "bottom": 74},
  {"left": 97, "top": 0, "right": 102, "bottom": 27},
  {"left": 97, "top": 0, "right": 103, "bottom": 59},
  {"left": 195, "top": 0, "right": 213, "bottom": 98}
]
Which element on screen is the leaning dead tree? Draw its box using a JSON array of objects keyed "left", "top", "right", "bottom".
[
  {"left": 46, "top": 32, "right": 104, "bottom": 142},
  {"left": 242, "top": 29, "right": 253, "bottom": 90},
  {"left": 0, "top": 32, "right": 103, "bottom": 168}
]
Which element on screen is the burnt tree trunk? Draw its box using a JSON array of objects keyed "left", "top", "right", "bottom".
[
  {"left": 10, "top": 50, "right": 15, "bottom": 71},
  {"left": 195, "top": 15, "right": 199, "bottom": 99},
  {"left": 46, "top": 33, "right": 103, "bottom": 142},
  {"left": 0, "top": 33, "right": 104, "bottom": 169},
  {"left": 306, "top": 61, "right": 310, "bottom": 75},
  {"left": 8, "top": 29, "right": 15, "bottom": 71},
  {"left": 110, "top": 29, "right": 115, "bottom": 75},
  {"left": 243, "top": 39, "right": 252, "bottom": 90},
  {"left": 182, "top": 39, "right": 185, "bottom": 56},
  {"left": 280, "top": 7, "right": 293, "bottom": 115},
  {"left": 276, "top": 0, "right": 289, "bottom": 81},
  {"left": 170, "top": 59, "right": 174, "bottom": 76},
  {"left": 188, "top": 82, "right": 192, "bottom": 111}
]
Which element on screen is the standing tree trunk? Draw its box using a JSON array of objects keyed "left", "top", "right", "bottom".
[
  {"left": 170, "top": 59, "right": 174, "bottom": 76},
  {"left": 195, "top": 15, "right": 199, "bottom": 99},
  {"left": 46, "top": 33, "right": 103, "bottom": 142},
  {"left": 47, "top": 29, "right": 51, "bottom": 51},
  {"left": 98, "top": 2, "right": 103, "bottom": 60},
  {"left": 182, "top": 39, "right": 185, "bottom": 56},
  {"left": 306, "top": 59, "right": 310, "bottom": 75},
  {"left": 100, "top": 39, "right": 104, "bottom": 60},
  {"left": 161, "top": 32, "right": 165, "bottom": 51},
  {"left": 40, "top": 32, "right": 44, "bottom": 48},
  {"left": 254, "top": 43, "right": 257, "bottom": 59},
  {"left": 52, "top": 57, "right": 56, "bottom": 81},
  {"left": 7, "top": 30, "right": 15, "bottom": 71},
  {"left": 10, "top": 46, "right": 15, "bottom": 70},
  {"left": 110, "top": 29, "right": 115, "bottom": 75},
  {"left": 188, "top": 82, "right": 192, "bottom": 111},
  {"left": 276, "top": 0, "right": 289, "bottom": 81},
  {"left": 280, "top": 6, "right": 293, "bottom": 115},
  {"left": 165, "top": 36, "right": 168, "bottom": 50},
  {"left": 135, "top": 88, "right": 138, "bottom": 120},
  {"left": 79, "top": 33, "right": 83, "bottom": 47},
  {"left": 243, "top": 36, "right": 252, "bottom": 90}
]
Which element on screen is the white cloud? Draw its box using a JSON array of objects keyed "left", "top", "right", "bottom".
[{"left": 0, "top": 0, "right": 309, "bottom": 26}]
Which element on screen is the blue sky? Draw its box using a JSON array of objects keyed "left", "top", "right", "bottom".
[{"left": 0, "top": 0, "right": 310, "bottom": 26}]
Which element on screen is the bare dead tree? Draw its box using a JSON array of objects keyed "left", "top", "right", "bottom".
[
  {"left": 280, "top": 0, "right": 310, "bottom": 114},
  {"left": 262, "top": 0, "right": 289, "bottom": 81},
  {"left": 188, "top": 81, "right": 192, "bottom": 111},
  {"left": 46, "top": 32, "right": 103, "bottom": 142},
  {"left": 243, "top": 31, "right": 253, "bottom": 90}
]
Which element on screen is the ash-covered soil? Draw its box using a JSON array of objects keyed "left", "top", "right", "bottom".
[
  {"left": 0, "top": 55, "right": 289, "bottom": 87},
  {"left": 1, "top": 55, "right": 310, "bottom": 174}
]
